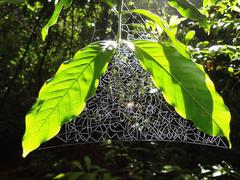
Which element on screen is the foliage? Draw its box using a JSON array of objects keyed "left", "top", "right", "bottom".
[
  {"left": 47, "top": 143, "right": 240, "bottom": 180},
  {"left": 0, "top": 0, "right": 116, "bottom": 163},
  {"left": 0, "top": 0, "right": 25, "bottom": 5},
  {"left": 101, "top": 0, "right": 117, "bottom": 7},
  {"left": 168, "top": 0, "right": 210, "bottom": 32},
  {"left": 0, "top": 0, "right": 240, "bottom": 179},
  {"left": 132, "top": 9, "right": 189, "bottom": 58},
  {"left": 17, "top": 0, "right": 233, "bottom": 156},
  {"left": 132, "top": 40, "right": 230, "bottom": 140},
  {"left": 169, "top": 0, "right": 240, "bottom": 147},
  {"left": 192, "top": 0, "right": 240, "bottom": 75},
  {"left": 7, "top": 142, "right": 240, "bottom": 179},
  {"left": 53, "top": 155, "right": 120, "bottom": 180},
  {"left": 203, "top": 0, "right": 217, "bottom": 7},
  {"left": 22, "top": 41, "right": 116, "bottom": 157},
  {"left": 133, "top": 1, "right": 240, "bottom": 148},
  {"left": 41, "top": 0, "right": 72, "bottom": 41}
]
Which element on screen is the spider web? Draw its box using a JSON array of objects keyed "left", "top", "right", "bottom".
[{"left": 47, "top": 1, "right": 228, "bottom": 148}]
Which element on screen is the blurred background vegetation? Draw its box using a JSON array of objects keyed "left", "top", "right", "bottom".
[{"left": 0, "top": 0, "right": 240, "bottom": 179}]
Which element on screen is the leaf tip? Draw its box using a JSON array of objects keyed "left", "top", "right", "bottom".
[
  {"left": 22, "top": 140, "right": 31, "bottom": 158},
  {"left": 22, "top": 150, "right": 29, "bottom": 158},
  {"left": 41, "top": 27, "right": 47, "bottom": 41},
  {"left": 22, "top": 134, "right": 39, "bottom": 158}
]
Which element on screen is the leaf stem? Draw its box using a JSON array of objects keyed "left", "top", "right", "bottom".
[{"left": 118, "top": 0, "right": 124, "bottom": 43}]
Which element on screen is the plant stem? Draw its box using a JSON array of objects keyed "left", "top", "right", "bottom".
[{"left": 118, "top": 0, "right": 124, "bottom": 43}]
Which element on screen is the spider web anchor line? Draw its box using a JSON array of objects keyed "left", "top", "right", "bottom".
[{"left": 52, "top": 1, "right": 228, "bottom": 148}]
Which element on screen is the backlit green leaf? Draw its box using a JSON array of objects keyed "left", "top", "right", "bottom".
[
  {"left": 169, "top": 15, "right": 186, "bottom": 35},
  {"left": 185, "top": 30, "right": 195, "bottom": 44},
  {"left": 168, "top": 0, "right": 210, "bottom": 32},
  {"left": 41, "top": 0, "right": 72, "bottom": 41},
  {"left": 22, "top": 41, "right": 116, "bottom": 157},
  {"left": 132, "top": 9, "right": 189, "bottom": 58},
  {"left": 203, "top": 0, "right": 217, "bottom": 7},
  {"left": 131, "top": 40, "right": 231, "bottom": 145}
]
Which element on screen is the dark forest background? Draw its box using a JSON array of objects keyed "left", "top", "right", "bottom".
[{"left": 0, "top": 0, "right": 240, "bottom": 179}]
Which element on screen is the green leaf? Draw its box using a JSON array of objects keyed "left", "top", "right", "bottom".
[
  {"left": 169, "top": 15, "right": 186, "bottom": 35},
  {"left": 169, "top": 15, "right": 186, "bottom": 27},
  {"left": 84, "top": 156, "right": 91, "bottom": 170},
  {"left": 132, "top": 9, "right": 189, "bottom": 59},
  {"left": 22, "top": 41, "right": 116, "bottom": 157},
  {"left": 54, "top": 172, "right": 84, "bottom": 180},
  {"left": 131, "top": 40, "right": 231, "bottom": 145},
  {"left": 203, "top": 0, "right": 217, "bottom": 7},
  {"left": 168, "top": 0, "right": 210, "bottom": 32},
  {"left": 185, "top": 30, "right": 195, "bottom": 44},
  {"left": 41, "top": 0, "right": 72, "bottom": 41},
  {"left": 101, "top": 0, "right": 117, "bottom": 7}
]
